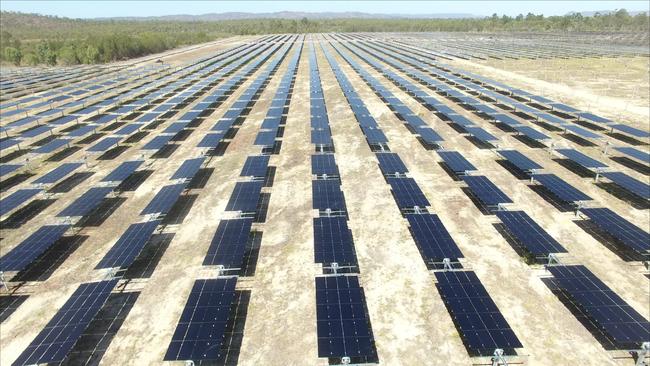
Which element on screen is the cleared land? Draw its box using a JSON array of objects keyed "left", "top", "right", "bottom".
[{"left": 0, "top": 33, "right": 648, "bottom": 366}]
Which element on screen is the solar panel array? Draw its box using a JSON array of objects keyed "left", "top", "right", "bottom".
[{"left": 2, "top": 33, "right": 649, "bottom": 365}]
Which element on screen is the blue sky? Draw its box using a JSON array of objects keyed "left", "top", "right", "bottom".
[{"left": 2, "top": 1, "right": 648, "bottom": 18}]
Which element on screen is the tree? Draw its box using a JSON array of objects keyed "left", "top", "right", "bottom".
[
  {"left": 57, "top": 45, "right": 79, "bottom": 65},
  {"left": 83, "top": 45, "right": 100, "bottom": 64},
  {"left": 4, "top": 46, "right": 22, "bottom": 65}
]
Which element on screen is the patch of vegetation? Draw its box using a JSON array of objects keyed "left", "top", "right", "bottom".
[{"left": 0, "top": 9, "right": 647, "bottom": 66}]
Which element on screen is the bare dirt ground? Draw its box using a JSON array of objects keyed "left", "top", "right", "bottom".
[
  {"left": 449, "top": 56, "right": 650, "bottom": 129},
  {"left": 1, "top": 35, "right": 648, "bottom": 366}
]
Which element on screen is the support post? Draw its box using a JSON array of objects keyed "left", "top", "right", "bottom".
[
  {"left": 633, "top": 342, "right": 650, "bottom": 366},
  {"left": 491, "top": 348, "right": 508, "bottom": 366}
]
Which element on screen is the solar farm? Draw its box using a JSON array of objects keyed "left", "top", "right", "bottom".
[{"left": 0, "top": 33, "right": 649, "bottom": 366}]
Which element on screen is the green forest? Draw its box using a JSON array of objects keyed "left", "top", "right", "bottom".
[{"left": 1, "top": 9, "right": 648, "bottom": 66}]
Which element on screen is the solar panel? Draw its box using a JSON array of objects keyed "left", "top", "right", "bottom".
[
  {"left": 610, "top": 124, "right": 650, "bottom": 138},
  {"left": 601, "top": 172, "right": 650, "bottom": 200},
  {"left": 562, "top": 125, "right": 601, "bottom": 139},
  {"left": 577, "top": 112, "right": 612, "bottom": 124},
  {"left": 0, "top": 224, "right": 70, "bottom": 271},
  {"left": 313, "top": 216, "right": 356, "bottom": 264},
  {"left": 548, "top": 265, "right": 650, "bottom": 347},
  {"left": 496, "top": 211, "right": 566, "bottom": 255},
  {"left": 102, "top": 160, "right": 143, "bottom": 183},
  {"left": 21, "top": 125, "right": 52, "bottom": 138},
  {"left": 406, "top": 214, "right": 463, "bottom": 261},
  {"left": 0, "top": 164, "right": 22, "bottom": 177},
  {"left": 465, "top": 127, "right": 498, "bottom": 143},
  {"left": 311, "top": 154, "right": 338, "bottom": 176},
  {"left": 115, "top": 123, "right": 141, "bottom": 136},
  {"left": 311, "top": 129, "right": 332, "bottom": 145},
  {"left": 461, "top": 176, "right": 512, "bottom": 206},
  {"left": 96, "top": 220, "right": 161, "bottom": 269},
  {"left": 532, "top": 174, "right": 591, "bottom": 203},
  {"left": 140, "top": 183, "right": 187, "bottom": 215},
  {"left": 142, "top": 134, "right": 173, "bottom": 151},
  {"left": 198, "top": 132, "right": 225, "bottom": 148},
  {"left": 33, "top": 163, "right": 83, "bottom": 185},
  {"left": 555, "top": 149, "right": 608, "bottom": 169},
  {"left": 376, "top": 153, "right": 408, "bottom": 175},
  {"left": 88, "top": 137, "right": 122, "bottom": 152},
  {"left": 435, "top": 271, "right": 522, "bottom": 355},
  {"left": 57, "top": 186, "right": 114, "bottom": 217},
  {"left": 164, "top": 278, "right": 237, "bottom": 361},
  {"left": 513, "top": 125, "right": 549, "bottom": 141},
  {"left": 493, "top": 113, "right": 521, "bottom": 127},
  {"left": 12, "top": 279, "right": 118, "bottom": 366},
  {"left": 417, "top": 127, "right": 444, "bottom": 144},
  {"left": 0, "top": 188, "right": 42, "bottom": 216},
  {"left": 312, "top": 180, "right": 346, "bottom": 211},
  {"left": 437, "top": 151, "right": 476, "bottom": 174},
  {"left": 203, "top": 218, "right": 253, "bottom": 267},
  {"left": 361, "top": 126, "right": 388, "bottom": 144},
  {"left": 254, "top": 130, "right": 278, "bottom": 146},
  {"left": 386, "top": 177, "right": 430, "bottom": 209},
  {"left": 497, "top": 150, "right": 542, "bottom": 172},
  {"left": 172, "top": 157, "right": 205, "bottom": 180},
  {"left": 240, "top": 155, "right": 270, "bottom": 177},
  {"left": 225, "top": 181, "right": 263, "bottom": 212},
  {"left": 580, "top": 208, "right": 649, "bottom": 255},
  {"left": 163, "top": 122, "right": 189, "bottom": 134},
  {"left": 34, "top": 139, "right": 69, "bottom": 154},
  {"left": 614, "top": 147, "right": 650, "bottom": 164},
  {"left": 315, "top": 275, "right": 373, "bottom": 358}
]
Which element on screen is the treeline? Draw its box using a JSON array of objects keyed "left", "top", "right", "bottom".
[{"left": 1, "top": 9, "right": 648, "bottom": 66}]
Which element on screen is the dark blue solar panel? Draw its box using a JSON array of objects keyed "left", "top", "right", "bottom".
[
  {"left": 311, "top": 154, "right": 338, "bottom": 176},
  {"left": 581, "top": 208, "right": 649, "bottom": 255},
  {"left": 513, "top": 125, "right": 549, "bottom": 141},
  {"left": 602, "top": 172, "right": 650, "bottom": 200},
  {"left": 240, "top": 156, "right": 270, "bottom": 177},
  {"left": 163, "top": 122, "right": 189, "bottom": 134},
  {"left": 562, "top": 125, "right": 601, "bottom": 139},
  {"left": 96, "top": 220, "right": 161, "bottom": 269},
  {"left": 140, "top": 183, "right": 187, "bottom": 215},
  {"left": 610, "top": 124, "right": 650, "bottom": 138},
  {"left": 225, "top": 181, "right": 263, "bottom": 212},
  {"left": 493, "top": 114, "right": 522, "bottom": 127},
  {"left": 172, "top": 157, "right": 205, "bottom": 180},
  {"left": 376, "top": 153, "right": 408, "bottom": 175},
  {"left": 311, "top": 129, "right": 332, "bottom": 145},
  {"left": 497, "top": 150, "right": 542, "bottom": 172},
  {"left": 20, "top": 125, "right": 52, "bottom": 138},
  {"left": 315, "top": 275, "right": 373, "bottom": 358},
  {"left": 406, "top": 213, "right": 463, "bottom": 261},
  {"left": 555, "top": 149, "right": 608, "bottom": 169},
  {"left": 532, "top": 174, "right": 591, "bottom": 203},
  {"left": 438, "top": 151, "right": 476, "bottom": 174},
  {"left": 164, "top": 278, "right": 237, "bottom": 361},
  {"left": 312, "top": 180, "right": 346, "bottom": 211},
  {"left": 12, "top": 280, "right": 118, "bottom": 365},
  {"left": 102, "top": 160, "right": 143, "bottom": 183},
  {"left": 417, "top": 127, "right": 444, "bottom": 143},
  {"left": 435, "top": 270, "right": 522, "bottom": 355},
  {"left": 203, "top": 218, "right": 253, "bottom": 267},
  {"left": 57, "top": 186, "right": 113, "bottom": 217},
  {"left": 496, "top": 210, "right": 566, "bottom": 255},
  {"left": 614, "top": 147, "right": 650, "bottom": 164},
  {"left": 387, "top": 177, "right": 430, "bottom": 209},
  {"left": 461, "top": 175, "right": 512, "bottom": 206},
  {"left": 142, "top": 134, "right": 173, "bottom": 151},
  {"left": 254, "top": 130, "right": 278, "bottom": 146},
  {"left": 34, "top": 139, "right": 69, "bottom": 154},
  {"left": 198, "top": 132, "right": 225, "bottom": 148},
  {"left": 68, "top": 124, "right": 97, "bottom": 137},
  {"left": 88, "top": 137, "right": 122, "bottom": 152},
  {"left": 577, "top": 112, "right": 612, "bottom": 124},
  {"left": 0, "top": 164, "right": 22, "bottom": 177},
  {"left": 0, "top": 188, "right": 42, "bottom": 216},
  {"left": 465, "top": 127, "right": 498, "bottom": 143},
  {"left": 0, "top": 224, "right": 69, "bottom": 271},
  {"left": 548, "top": 265, "right": 650, "bottom": 348},
  {"left": 314, "top": 216, "right": 356, "bottom": 264},
  {"left": 361, "top": 126, "right": 388, "bottom": 144},
  {"left": 33, "top": 163, "right": 83, "bottom": 184},
  {"left": 115, "top": 123, "right": 142, "bottom": 136}
]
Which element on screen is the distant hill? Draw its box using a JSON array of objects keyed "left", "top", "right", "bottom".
[{"left": 98, "top": 11, "right": 480, "bottom": 21}]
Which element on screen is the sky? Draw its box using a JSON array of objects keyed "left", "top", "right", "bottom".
[{"left": 2, "top": 1, "right": 649, "bottom": 18}]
